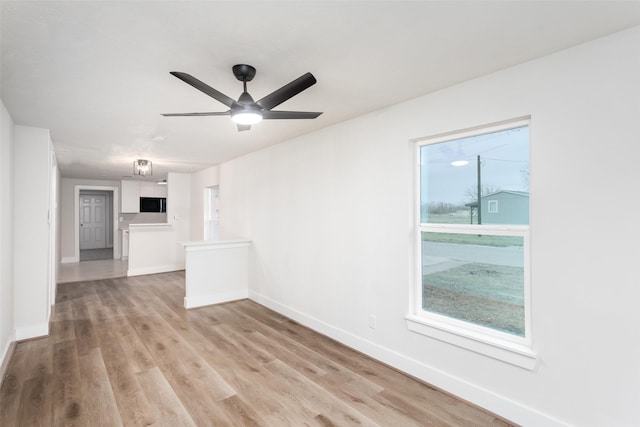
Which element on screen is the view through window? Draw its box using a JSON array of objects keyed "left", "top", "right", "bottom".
[{"left": 418, "top": 121, "right": 530, "bottom": 337}]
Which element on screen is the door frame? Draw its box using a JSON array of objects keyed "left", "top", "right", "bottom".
[
  {"left": 73, "top": 185, "right": 120, "bottom": 262},
  {"left": 79, "top": 193, "right": 108, "bottom": 250}
]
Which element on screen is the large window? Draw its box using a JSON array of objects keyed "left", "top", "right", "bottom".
[{"left": 407, "top": 118, "right": 535, "bottom": 369}]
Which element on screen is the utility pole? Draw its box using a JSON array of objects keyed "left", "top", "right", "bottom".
[{"left": 477, "top": 154, "right": 482, "bottom": 225}]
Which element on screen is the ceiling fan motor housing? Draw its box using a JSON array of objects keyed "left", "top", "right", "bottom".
[{"left": 232, "top": 64, "right": 256, "bottom": 82}]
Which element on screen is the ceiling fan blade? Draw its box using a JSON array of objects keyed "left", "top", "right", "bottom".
[
  {"left": 262, "top": 110, "right": 322, "bottom": 120},
  {"left": 237, "top": 124, "right": 251, "bottom": 132},
  {"left": 257, "top": 72, "right": 317, "bottom": 110},
  {"left": 170, "top": 72, "right": 237, "bottom": 108},
  {"left": 161, "top": 112, "right": 230, "bottom": 117}
]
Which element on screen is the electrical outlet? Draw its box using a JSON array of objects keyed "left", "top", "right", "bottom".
[{"left": 369, "top": 314, "right": 377, "bottom": 329}]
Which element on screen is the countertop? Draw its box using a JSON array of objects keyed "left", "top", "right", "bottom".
[{"left": 120, "top": 223, "right": 171, "bottom": 231}]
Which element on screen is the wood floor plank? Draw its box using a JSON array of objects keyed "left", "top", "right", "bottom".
[
  {"left": 92, "top": 321, "right": 156, "bottom": 426},
  {"left": 136, "top": 367, "right": 197, "bottom": 427},
  {"left": 150, "top": 307, "right": 307, "bottom": 425},
  {"left": 263, "top": 358, "right": 380, "bottom": 426},
  {"left": 0, "top": 271, "right": 515, "bottom": 426},
  {"left": 0, "top": 367, "right": 20, "bottom": 425},
  {"left": 51, "top": 340, "right": 87, "bottom": 426},
  {"left": 126, "top": 314, "right": 238, "bottom": 426},
  {"left": 78, "top": 347, "right": 124, "bottom": 427},
  {"left": 223, "top": 305, "right": 386, "bottom": 397},
  {"left": 16, "top": 373, "right": 53, "bottom": 426},
  {"left": 128, "top": 313, "right": 236, "bottom": 400}
]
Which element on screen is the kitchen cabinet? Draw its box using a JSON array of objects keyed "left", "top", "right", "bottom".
[
  {"left": 121, "top": 180, "right": 140, "bottom": 213},
  {"left": 140, "top": 182, "right": 168, "bottom": 197}
]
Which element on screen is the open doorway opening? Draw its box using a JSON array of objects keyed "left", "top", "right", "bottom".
[{"left": 204, "top": 186, "right": 219, "bottom": 240}]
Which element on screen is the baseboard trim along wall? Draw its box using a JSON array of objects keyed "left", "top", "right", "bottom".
[
  {"left": 0, "top": 338, "right": 17, "bottom": 385},
  {"left": 248, "top": 290, "right": 569, "bottom": 427},
  {"left": 184, "top": 289, "right": 249, "bottom": 309},
  {"left": 61, "top": 256, "right": 78, "bottom": 264},
  {"left": 127, "top": 264, "right": 184, "bottom": 277}
]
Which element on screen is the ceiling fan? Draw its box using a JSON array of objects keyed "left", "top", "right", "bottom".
[{"left": 162, "top": 64, "right": 322, "bottom": 131}]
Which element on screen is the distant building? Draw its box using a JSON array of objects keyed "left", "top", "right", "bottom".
[{"left": 465, "top": 190, "right": 529, "bottom": 225}]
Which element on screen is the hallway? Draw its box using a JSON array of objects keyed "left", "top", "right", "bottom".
[{"left": 58, "top": 258, "right": 128, "bottom": 284}]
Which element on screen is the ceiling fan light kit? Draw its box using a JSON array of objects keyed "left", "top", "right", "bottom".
[
  {"left": 231, "top": 106, "right": 263, "bottom": 125},
  {"left": 163, "top": 64, "right": 322, "bottom": 131}
]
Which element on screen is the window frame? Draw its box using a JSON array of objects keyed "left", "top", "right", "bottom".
[
  {"left": 407, "top": 118, "right": 536, "bottom": 370},
  {"left": 487, "top": 199, "right": 499, "bottom": 213}
]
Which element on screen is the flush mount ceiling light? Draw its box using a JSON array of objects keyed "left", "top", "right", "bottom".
[{"left": 133, "top": 159, "right": 152, "bottom": 176}]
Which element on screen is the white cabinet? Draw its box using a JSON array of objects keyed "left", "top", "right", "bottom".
[
  {"left": 155, "top": 184, "right": 168, "bottom": 198},
  {"left": 140, "top": 182, "right": 168, "bottom": 197},
  {"left": 121, "top": 180, "right": 140, "bottom": 213},
  {"left": 122, "top": 180, "right": 167, "bottom": 213}
]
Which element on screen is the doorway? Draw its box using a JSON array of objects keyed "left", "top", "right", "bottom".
[
  {"left": 205, "top": 186, "right": 219, "bottom": 240},
  {"left": 74, "top": 186, "right": 119, "bottom": 262},
  {"left": 79, "top": 191, "right": 112, "bottom": 261}
]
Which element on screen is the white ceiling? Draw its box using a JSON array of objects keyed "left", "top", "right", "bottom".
[{"left": 2, "top": 1, "right": 640, "bottom": 181}]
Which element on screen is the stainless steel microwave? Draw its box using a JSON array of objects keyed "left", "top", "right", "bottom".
[{"left": 139, "top": 197, "right": 166, "bottom": 213}]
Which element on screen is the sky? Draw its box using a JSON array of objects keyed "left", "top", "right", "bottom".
[{"left": 420, "top": 125, "right": 529, "bottom": 206}]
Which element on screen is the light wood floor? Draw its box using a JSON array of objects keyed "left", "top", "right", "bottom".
[{"left": 0, "top": 271, "right": 514, "bottom": 426}]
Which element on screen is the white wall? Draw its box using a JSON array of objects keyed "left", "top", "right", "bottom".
[
  {"left": 128, "top": 225, "right": 182, "bottom": 276},
  {"left": 167, "top": 172, "right": 191, "bottom": 264},
  {"left": 13, "top": 125, "right": 54, "bottom": 339},
  {"left": 190, "top": 166, "right": 219, "bottom": 240},
  {"left": 219, "top": 27, "right": 640, "bottom": 426},
  {"left": 59, "top": 178, "right": 121, "bottom": 260},
  {"left": 0, "top": 100, "right": 16, "bottom": 368}
]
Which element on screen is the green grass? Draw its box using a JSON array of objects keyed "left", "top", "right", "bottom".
[
  {"left": 422, "top": 214, "right": 523, "bottom": 247},
  {"left": 425, "top": 213, "right": 472, "bottom": 224},
  {"left": 422, "top": 232, "right": 523, "bottom": 247}
]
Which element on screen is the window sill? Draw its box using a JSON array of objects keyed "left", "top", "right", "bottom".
[{"left": 405, "top": 314, "right": 537, "bottom": 370}]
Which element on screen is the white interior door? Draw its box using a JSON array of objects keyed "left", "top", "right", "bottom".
[{"left": 80, "top": 194, "right": 107, "bottom": 250}]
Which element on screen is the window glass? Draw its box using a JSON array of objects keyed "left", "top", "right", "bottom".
[
  {"left": 417, "top": 121, "right": 530, "bottom": 340},
  {"left": 420, "top": 126, "right": 529, "bottom": 225},
  {"left": 421, "top": 231, "right": 525, "bottom": 336}
]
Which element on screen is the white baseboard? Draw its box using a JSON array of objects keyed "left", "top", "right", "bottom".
[
  {"left": 61, "top": 256, "right": 78, "bottom": 264},
  {"left": 248, "top": 291, "right": 568, "bottom": 427},
  {"left": 15, "top": 323, "right": 49, "bottom": 341},
  {"left": 0, "top": 332, "right": 17, "bottom": 384},
  {"left": 184, "top": 289, "right": 249, "bottom": 309},
  {"left": 127, "top": 264, "right": 184, "bottom": 277}
]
